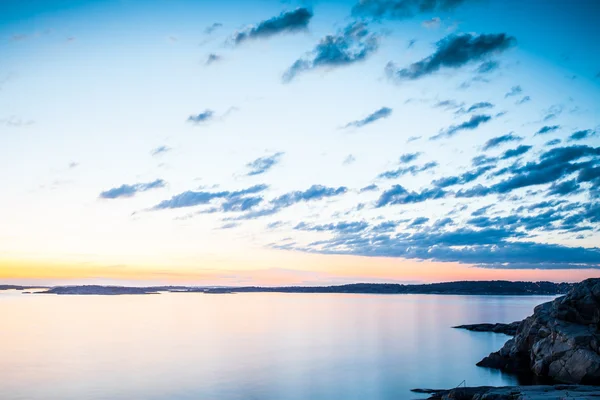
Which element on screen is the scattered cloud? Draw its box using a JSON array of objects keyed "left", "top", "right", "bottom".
[
  {"left": 456, "top": 101, "right": 494, "bottom": 114},
  {"left": 482, "top": 133, "right": 523, "bottom": 150},
  {"left": 386, "top": 33, "right": 515, "bottom": 81},
  {"left": 151, "top": 146, "right": 171, "bottom": 156},
  {"left": 476, "top": 60, "right": 499, "bottom": 74},
  {"left": 546, "top": 139, "right": 562, "bottom": 146},
  {"left": 187, "top": 110, "right": 214, "bottom": 124},
  {"left": 500, "top": 145, "right": 532, "bottom": 160},
  {"left": 376, "top": 185, "right": 447, "bottom": 206},
  {"left": 232, "top": 8, "right": 313, "bottom": 45},
  {"left": 205, "top": 23, "right": 223, "bottom": 34},
  {"left": 152, "top": 184, "right": 268, "bottom": 210},
  {"left": 516, "top": 95, "right": 531, "bottom": 105},
  {"left": 246, "top": 152, "right": 284, "bottom": 176},
  {"left": 360, "top": 184, "right": 379, "bottom": 192},
  {"left": 569, "top": 129, "right": 596, "bottom": 142},
  {"left": 399, "top": 152, "right": 421, "bottom": 164},
  {"left": 206, "top": 53, "right": 221, "bottom": 65},
  {"left": 431, "top": 114, "right": 492, "bottom": 140},
  {"left": 504, "top": 85, "right": 522, "bottom": 97},
  {"left": 352, "top": 0, "right": 472, "bottom": 19},
  {"left": 99, "top": 179, "right": 166, "bottom": 199},
  {"left": 422, "top": 17, "right": 441, "bottom": 29},
  {"left": 535, "top": 125, "right": 560, "bottom": 135},
  {"left": 343, "top": 107, "right": 392, "bottom": 129},
  {"left": 378, "top": 161, "right": 438, "bottom": 179},
  {"left": 343, "top": 154, "right": 357, "bottom": 165},
  {"left": 283, "top": 22, "right": 379, "bottom": 82}
]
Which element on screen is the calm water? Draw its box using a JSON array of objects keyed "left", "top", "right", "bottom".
[{"left": 0, "top": 290, "right": 552, "bottom": 400}]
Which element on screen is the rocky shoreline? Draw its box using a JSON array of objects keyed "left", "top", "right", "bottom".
[
  {"left": 414, "top": 278, "right": 600, "bottom": 399},
  {"left": 453, "top": 321, "right": 520, "bottom": 336},
  {"left": 412, "top": 384, "right": 600, "bottom": 399}
]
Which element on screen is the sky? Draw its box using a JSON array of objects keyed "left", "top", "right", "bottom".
[{"left": 1, "top": 0, "right": 599, "bottom": 286}]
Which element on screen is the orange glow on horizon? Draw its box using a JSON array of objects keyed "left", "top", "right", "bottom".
[{"left": 2, "top": 252, "right": 600, "bottom": 286}]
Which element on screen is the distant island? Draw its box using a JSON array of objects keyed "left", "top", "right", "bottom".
[{"left": 1, "top": 280, "right": 574, "bottom": 296}]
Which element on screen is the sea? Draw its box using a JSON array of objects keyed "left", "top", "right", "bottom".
[{"left": 0, "top": 290, "right": 553, "bottom": 400}]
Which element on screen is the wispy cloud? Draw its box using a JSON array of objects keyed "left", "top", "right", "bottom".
[
  {"left": 231, "top": 8, "right": 312, "bottom": 45},
  {"left": 246, "top": 152, "right": 284, "bottom": 176},
  {"left": 283, "top": 22, "right": 378, "bottom": 82},
  {"left": 482, "top": 133, "right": 523, "bottom": 150},
  {"left": 187, "top": 110, "right": 214, "bottom": 124},
  {"left": 352, "top": 0, "right": 472, "bottom": 19},
  {"left": 99, "top": 179, "right": 166, "bottom": 199},
  {"left": 536, "top": 125, "right": 560, "bottom": 135},
  {"left": 386, "top": 33, "right": 515, "bottom": 81},
  {"left": 343, "top": 107, "right": 392, "bottom": 129},
  {"left": 504, "top": 85, "right": 522, "bottom": 97},
  {"left": 151, "top": 146, "right": 171, "bottom": 156},
  {"left": 205, "top": 22, "right": 223, "bottom": 34},
  {"left": 431, "top": 114, "right": 492, "bottom": 140}
]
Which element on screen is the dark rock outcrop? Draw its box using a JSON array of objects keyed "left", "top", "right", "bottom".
[
  {"left": 477, "top": 278, "right": 600, "bottom": 384},
  {"left": 454, "top": 321, "right": 520, "bottom": 336},
  {"left": 413, "top": 385, "right": 600, "bottom": 400}
]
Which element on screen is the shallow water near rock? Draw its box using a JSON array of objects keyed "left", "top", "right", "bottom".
[{"left": 0, "top": 290, "right": 555, "bottom": 400}]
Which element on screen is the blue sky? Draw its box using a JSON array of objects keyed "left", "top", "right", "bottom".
[{"left": 1, "top": 0, "right": 599, "bottom": 285}]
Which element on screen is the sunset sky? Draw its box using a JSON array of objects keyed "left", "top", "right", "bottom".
[{"left": 1, "top": 0, "right": 599, "bottom": 286}]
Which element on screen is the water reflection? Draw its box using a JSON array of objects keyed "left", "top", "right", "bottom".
[{"left": 0, "top": 291, "right": 551, "bottom": 399}]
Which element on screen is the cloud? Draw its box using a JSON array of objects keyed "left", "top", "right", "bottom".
[
  {"left": 232, "top": 185, "right": 349, "bottom": 220},
  {"left": 343, "top": 154, "right": 357, "bottom": 165},
  {"left": 546, "top": 139, "right": 562, "bottom": 146},
  {"left": 378, "top": 161, "right": 438, "bottom": 179},
  {"left": 504, "top": 85, "right": 522, "bottom": 97},
  {"left": 206, "top": 53, "right": 221, "bottom": 65},
  {"left": 270, "top": 185, "right": 347, "bottom": 209},
  {"left": 500, "top": 145, "right": 532, "bottom": 160},
  {"left": 68, "top": 162, "right": 79, "bottom": 169},
  {"left": 460, "top": 101, "right": 494, "bottom": 114},
  {"left": 535, "top": 125, "right": 560, "bottom": 135},
  {"left": 279, "top": 216, "right": 600, "bottom": 269},
  {"left": 283, "top": 22, "right": 379, "bottom": 82},
  {"left": 408, "top": 216, "right": 429, "bottom": 227},
  {"left": 231, "top": 8, "right": 313, "bottom": 45},
  {"left": 516, "top": 95, "right": 531, "bottom": 105},
  {"left": 431, "top": 114, "right": 491, "bottom": 140},
  {"left": 422, "top": 17, "right": 441, "bottom": 29},
  {"left": 548, "top": 179, "right": 581, "bottom": 196},
  {"left": 482, "top": 133, "right": 523, "bottom": 150},
  {"left": 295, "top": 221, "right": 370, "bottom": 234},
  {"left": 476, "top": 60, "right": 499, "bottom": 74},
  {"left": 376, "top": 185, "right": 447, "bottom": 206},
  {"left": 569, "top": 129, "right": 596, "bottom": 142},
  {"left": 151, "top": 145, "right": 171, "bottom": 156},
  {"left": 187, "top": 110, "right": 214, "bottom": 124},
  {"left": 351, "top": 0, "right": 472, "bottom": 19},
  {"left": 399, "top": 152, "right": 421, "bottom": 163},
  {"left": 99, "top": 179, "right": 166, "bottom": 199},
  {"left": 152, "top": 184, "right": 268, "bottom": 210},
  {"left": 360, "top": 184, "right": 379, "bottom": 192},
  {"left": 343, "top": 107, "right": 392, "bottom": 129},
  {"left": 543, "top": 104, "right": 564, "bottom": 121},
  {"left": 386, "top": 33, "right": 515, "bottom": 81},
  {"left": 432, "top": 165, "right": 494, "bottom": 188},
  {"left": 205, "top": 23, "right": 223, "bottom": 34},
  {"left": 246, "top": 152, "right": 284, "bottom": 176},
  {"left": 434, "top": 99, "right": 464, "bottom": 110}
]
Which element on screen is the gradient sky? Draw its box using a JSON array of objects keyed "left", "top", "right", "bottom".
[{"left": 1, "top": 0, "right": 599, "bottom": 286}]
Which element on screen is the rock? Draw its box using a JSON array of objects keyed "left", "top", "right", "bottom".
[
  {"left": 453, "top": 322, "right": 520, "bottom": 336},
  {"left": 477, "top": 278, "right": 600, "bottom": 384},
  {"left": 412, "top": 385, "right": 600, "bottom": 400}
]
